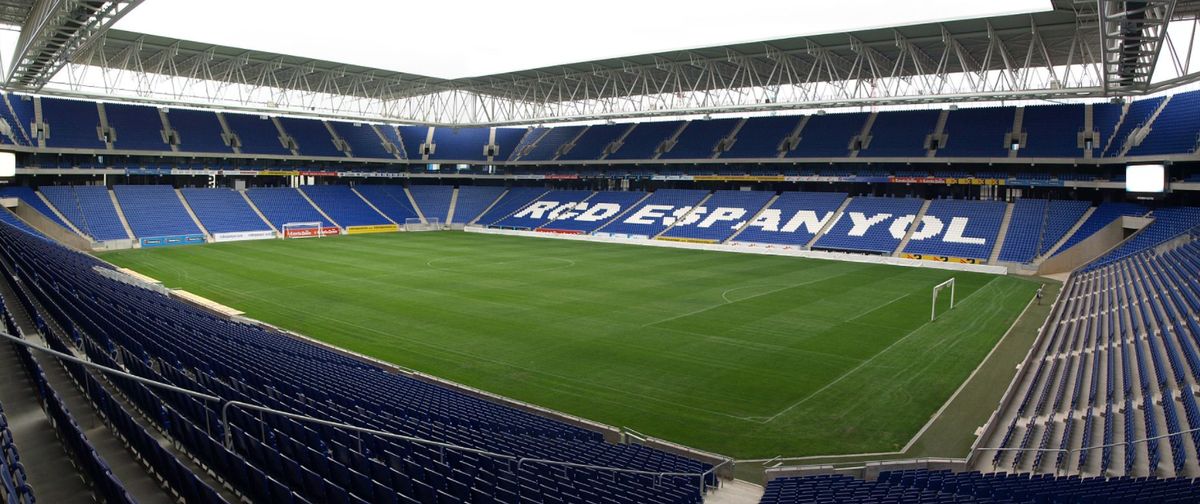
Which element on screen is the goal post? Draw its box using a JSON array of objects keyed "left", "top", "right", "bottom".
[
  {"left": 404, "top": 218, "right": 441, "bottom": 231},
  {"left": 281, "top": 221, "right": 326, "bottom": 239},
  {"left": 931, "top": 278, "right": 956, "bottom": 321}
]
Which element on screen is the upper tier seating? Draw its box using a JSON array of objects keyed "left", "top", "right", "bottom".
[
  {"left": 223, "top": 112, "right": 290, "bottom": 155},
  {"left": 812, "top": 196, "right": 924, "bottom": 254},
  {"left": 353, "top": 185, "right": 420, "bottom": 224},
  {"left": 0, "top": 186, "right": 69, "bottom": 228},
  {"left": 558, "top": 124, "right": 631, "bottom": 161},
  {"left": 859, "top": 109, "right": 939, "bottom": 158},
  {"left": 597, "top": 189, "right": 710, "bottom": 238},
  {"left": 397, "top": 126, "right": 429, "bottom": 159},
  {"left": 40, "top": 97, "right": 106, "bottom": 149},
  {"left": 659, "top": 190, "right": 774, "bottom": 242},
  {"left": 374, "top": 125, "right": 409, "bottom": 159},
  {"left": 492, "top": 190, "right": 596, "bottom": 229},
  {"left": 515, "top": 126, "right": 585, "bottom": 161},
  {"left": 112, "top": 185, "right": 202, "bottom": 238},
  {"left": 659, "top": 119, "right": 740, "bottom": 160},
  {"left": 0, "top": 94, "right": 32, "bottom": 146},
  {"left": 38, "top": 185, "right": 129, "bottom": 241},
  {"left": 1018, "top": 104, "right": 1085, "bottom": 158},
  {"left": 607, "top": 122, "right": 683, "bottom": 160},
  {"left": 1091, "top": 102, "right": 1123, "bottom": 154},
  {"left": 430, "top": 127, "right": 490, "bottom": 161},
  {"left": 732, "top": 192, "right": 849, "bottom": 246},
  {"left": 299, "top": 185, "right": 390, "bottom": 227},
  {"left": 278, "top": 117, "right": 343, "bottom": 157},
  {"left": 1102, "top": 97, "right": 1165, "bottom": 157},
  {"left": 180, "top": 188, "right": 273, "bottom": 234},
  {"left": 407, "top": 185, "right": 455, "bottom": 223},
  {"left": 245, "top": 187, "right": 332, "bottom": 228},
  {"left": 534, "top": 191, "right": 649, "bottom": 233},
  {"left": 449, "top": 186, "right": 505, "bottom": 224},
  {"left": 476, "top": 187, "right": 549, "bottom": 225},
  {"left": 1054, "top": 202, "right": 1148, "bottom": 254},
  {"left": 329, "top": 121, "right": 393, "bottom": 159},
  {"left": 164, "top": 108, "right": 232, "bottom": 153},
  {"left": 901, "top": 199, "right": 1006, "bottom": 260},
  {"left": 1127, "top": 90, "right": 1200, "bottom": 156},
  {"left": 719, "top": 116, "right": 801, "bottom": 159},
  {"left": 105, "top": 102, "right": 169, "bottom": 151},
  {"left": 787, "top": 113, "right": 868, "bottom": 158},
  {"left": 0, "top": 219, "right": 712, "bottom": 504},
  {"left": 938, "top": 107, "right": 1013, "bottom": 157},
  {"left": 491, "top": 128, "right": 528, "bottom": 161}
]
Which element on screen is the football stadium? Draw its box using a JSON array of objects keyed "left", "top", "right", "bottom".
[{"left": 1, "top": 1, "right": 1200, "bottom": 503}]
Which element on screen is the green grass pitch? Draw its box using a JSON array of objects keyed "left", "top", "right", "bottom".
[{"left": 101, "top": 232, "right": 1041, "bottom": 459}]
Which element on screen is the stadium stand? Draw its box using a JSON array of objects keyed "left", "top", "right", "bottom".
[
  {"left": 222, "top": 112, "right": 291, "bottom": 155},
  {"left": 277, "top": 116, "right": 343, "bottom": 157},
  {"left": 731, "top": 192, "right": 849, "bottom": 246},
  {"left": 38, "top": 186, "right": 129, "bottom": 241},
  {"left": 493, "top": 190, "right": 595, "bottom": 229},
  {"left": 476, "top": 187, "right": 550, "bottom": 225},
  {"left": 112, "top": 185, "right": 203, "bottom": 238},
  {"left": 598, "top": 189, "right": 710, "bottom": 238},
  {"left": 164, "top": 108, "right": 233, "bottom": 153},
  {"left": 40, "top": 97, "right": 106, "bottom": 149},
  {"left": 788, "top": 112, "right": 868, "bottom": 158},
  {"left": 607, "top": 122, "right": 684, "bottom": 160},
  {"left": 352, "top": 185, "right": 421, "bottom": 224},
  {"left": 245, "top": 187, "right": 333, "bottom": 229},
  {"left": 557, "top": 124, "right": 630, "bottom": 161},
  {"left": 519, "top": 126, "right": 586, "bottom": 161},
  {"left": 902, "top": 199, "right": 1006, "bottom": 260},
  {"left": 299, "top": 185, "right": 392, "bottom": 227},
  {"left": 1054, "top": 202, "right": 1148, "bottom": 254},
  {"left": 761, "top": 469, "right": 1200, "bottom": 503},
  {"left": 812, "top": 196, "right": 924, "bottom": 254},
  {"left": 397, "top": 125, "right": 430, "bottom": 159},
  {"left": 659, "top": 190, "right": 774, "bottom": 242},
  {"left": 0, "top": 94, "right": 32, "bottom": 146},
  {"left": 937, "top": 107, "right": 1013, "bottom": 157},
  {"left": 430, "top": 127, "right": 491, "bottom": 161},
  {"left": 535, "top": 191, "right": 649, "bottom": 234},
  {"left": 0, "top": 399, "right": 35, "bottom": 503},
  {"left": 0, "top": 186, "right": 69, "bottom": 228},
  {"left": 407, "top": 185, "right": 455, "bottom": 223},
  {"left": 180, "top": 188, "right": 274, "bottom": 234},
  {"left": 858, "top": 109, "right": 940, "bottom": 158},
  {"left": 719, "top": 116, "right": 801, "bottom": 159},
  {"left": 1127, "top": 90, "right": 1200, "bottom": 156},
  {"left": 1017, "top": 104, "right": 1085, "bottom": 158},
  {"left": 0, "top": 218, "right": 713, "bottom": 504},
  {"left": 1038, "top": 200, "right": 1093, "bottom": 257},
  {"left": 329, "top": 121, "right": 393, "bottom": 159},
  {"left": 982, "top": 227, "right": 1200, "bottom": 477},
  {"left": 374, "top": 125, "right": 409, "bottom": 159},
  {"left": 659, "top": 119, "right": 740, "bottom": 159},
  {"left": 1102, "top": 96, "right": 1166, "bottom": 157},
  {"left": 491, "top": 128, "right": 528, "bottom": 161},
  {"left": 447, "top": 186, "right": 505, "bottom": 224},
  {"left": 104, "top": 102, "right": 169, "bottom": 151},
  {"left": 997, "top": 199, "right": 1048, "bottom": 263},
  {"left": 1086, "top": 207, "right": 1200, "bottom": 268}
]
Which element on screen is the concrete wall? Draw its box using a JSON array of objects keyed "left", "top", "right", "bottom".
[
  {"left": 1037, "top": 216, "right": 1151, "bottom": 275},
  {"left": 10, "top": 202, "right": 94, "bottom": 251}
]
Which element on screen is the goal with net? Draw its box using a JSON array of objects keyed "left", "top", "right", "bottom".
[
  {"left": 404, "top": 218, "right": 441, "bottom": 231},
  {"left": 281, "top": 222, "right": 332, "bottom": 239},
  {"left": 931, "top": 278, "right": 956, "bottom": 321}
]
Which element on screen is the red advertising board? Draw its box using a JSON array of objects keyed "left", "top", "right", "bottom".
[{"left": 283, "top": 226, "right": 342, "bottom": 238}]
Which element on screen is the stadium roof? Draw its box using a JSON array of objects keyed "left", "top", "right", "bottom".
[{"left": 3, "top": 0, "right": 1200, "bottom": 125}]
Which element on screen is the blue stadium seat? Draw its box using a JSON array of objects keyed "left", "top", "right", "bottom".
[
  {"left": 901, "top": 199, "right": 1006, "bottom": 260},
  {"left": 733, "top": 192, "right": 848, "bottom": 246},
  {"left": 113, "top": 185, "right": 203, "bottom": 238},
  {"left": 181, "top": 188, "right": 274, "bottom": 234},
  {"left": 812, "top": 196, "right": 923, "bottom": 254}
]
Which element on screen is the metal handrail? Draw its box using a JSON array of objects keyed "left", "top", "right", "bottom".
[
  {"left": 1, "top": 330, "right": 716, "bottom": 500},
  {"left": 972, "top": 424, "right": 1200, "bottom": 475}
]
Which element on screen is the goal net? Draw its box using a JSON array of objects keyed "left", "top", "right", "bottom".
[
  {"left": 404, "top": 218, "right": 441, "bottom": 231},
  {"left": 931, "top": 278, "right": 956, "bottom": 321},
  {"left": 281, "top": 222, "right": 327, "bottom": 239}
]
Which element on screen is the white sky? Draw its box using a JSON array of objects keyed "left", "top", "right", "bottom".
[{"left": 113, "top": 0, "right": 1052, "bottom": 80}]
